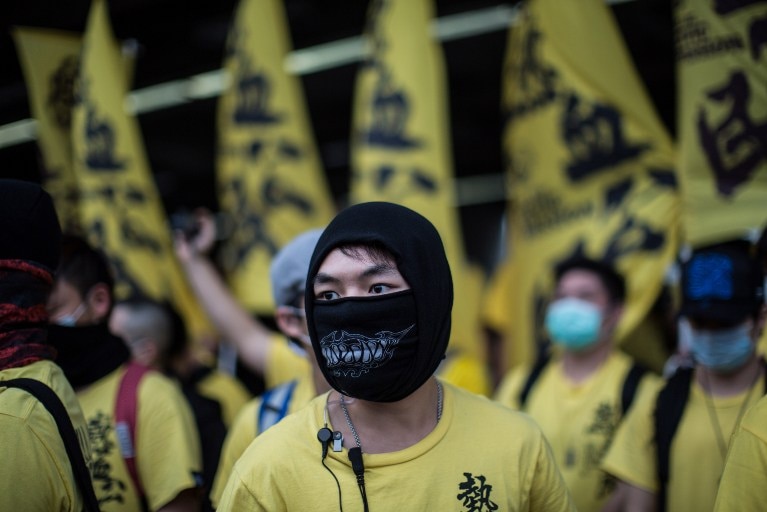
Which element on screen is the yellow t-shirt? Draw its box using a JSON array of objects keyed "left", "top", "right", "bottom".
[
  {"left": 77, "top": 365, "right": 203, "bottom": 511},
  {"left": 265, "top": 335, "right": 311, "bottom": 389},
  {"left": 210, "top": 375, "right": 315, "bottom": 508},
  {"left": 714, "top": 393, "right": 767, "bottom": 511},
  {"left": 194, "top": 368, "right": 251, "bottom": 427},
  {"left": 218, "top": 382, "right": 576, "bottom": 512},
  {"left": 495, "top": 351, "right": 661, "bottom": 512},
  {"left": 603, "top": 372, "right": 764, "bottom": 512},
  {"left": 0, "top": 360, "right": 91, "bottom": 511}
]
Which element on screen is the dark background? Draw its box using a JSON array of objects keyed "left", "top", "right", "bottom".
[{"left": 0, "top": 0, "right": 675, "bottom": 276}]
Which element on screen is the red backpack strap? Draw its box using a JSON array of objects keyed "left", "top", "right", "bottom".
[{"left": 114, "top": 362, "right": 150, "bottom": 499}]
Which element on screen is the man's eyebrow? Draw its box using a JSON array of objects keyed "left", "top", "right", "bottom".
[
  {"left": 361, "top": 263, "right": 398, "bottom": 278},
  {"left": 313, "top": 263, "right": 397, "bottom": 285},
  {"left": 313, "top": 273, "right": 339, "bottom": 286}
]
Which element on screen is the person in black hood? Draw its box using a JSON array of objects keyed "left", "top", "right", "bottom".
[
  {"left": 47, "top": 235, "right": 204, "bottom": 512},
  {"left": 0, "top": 179, "right": 93, "bottom": 511},
  {"left": 217, "top": 202, "right": 575, "bottom": 512},
  {"left": 305, "top": 201, "right": 453, "bottom": 404}
]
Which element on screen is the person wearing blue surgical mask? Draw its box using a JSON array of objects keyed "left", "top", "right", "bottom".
[
  {"left": 495, "top": 257, "right": 661, "bottom": 512},
  {"left": 602, "top": 240, "right": 766, "bottom": 512}
]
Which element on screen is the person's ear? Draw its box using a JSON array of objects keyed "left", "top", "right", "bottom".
[
  {"left": 275, "top": 306, "right": 306, "bottom": 340},
  {"left": 86, "top": 283, "right": 112, "bottom": 322}
]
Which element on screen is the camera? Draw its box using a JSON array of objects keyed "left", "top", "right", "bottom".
[{"left": 169, "top": 210, "right": 200, "bottom": 241}]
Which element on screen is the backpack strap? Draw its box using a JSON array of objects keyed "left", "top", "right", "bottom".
[
  {"left": 518, "top": 351, "right": 551, "bottom": 410},
  {"left": 653, "top": 366, "right": 693, "bottom": 512},
  {"left": 257, "top": 379, "right": 298, "bottom": 433},
  {"left": 620, "top": 362, "right": 648, "bottom": 416},
  {"left": 114, "top": 362, "right": 150, "bottom": 501},
  {"left": 2, "top": 378, "right": 101, "bottom": 512}
]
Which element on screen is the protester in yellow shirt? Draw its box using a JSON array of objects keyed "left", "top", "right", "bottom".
[
  {"left": 495, "top": 257, "right": 659, "bottom": 511},
  {"left": 0, "top": 180, "right": 94, "bottom": 511},
  {"left": 48, "top": 235, "right": 203, "bottom": 512},
  {"left": 602, "top": 241, "right": 766, "bottom": 512},
  {"left": 218, "top": 202, "right": 576, "bottom": 511}
]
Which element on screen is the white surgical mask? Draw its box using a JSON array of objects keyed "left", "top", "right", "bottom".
[
  {"left": 689, "top": 323, "right": 754, "bottom": 374},
  {"left": 53, "top": 302, "right": 86, "bottom": 327},
  {"left": 544, "top": 297, "right": 603, "bottom": 351}
]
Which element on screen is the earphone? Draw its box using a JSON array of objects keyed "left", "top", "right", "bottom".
[
  {"left": 316, "top": 396, "right": 370, "bottom": 512},
  {"left": 318, "top": 398, "right": 345, "bottom": 511},
  {"left": 317, "top": 427, "right": 334, "bottom": 458}
]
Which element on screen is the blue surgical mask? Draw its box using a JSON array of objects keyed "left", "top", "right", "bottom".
[
  {"left": 544, "top": 297, "right": 602, "bottom": 351},
  {"left": 689, "top": 323, "right": 754, "bottom": 374},
  {"left": 53, "top": 302, "right": 86, "bottom": 327}
]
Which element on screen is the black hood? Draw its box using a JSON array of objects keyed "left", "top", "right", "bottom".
[{"left": 305, "top": 202, "right": 453, "bottom": 399}]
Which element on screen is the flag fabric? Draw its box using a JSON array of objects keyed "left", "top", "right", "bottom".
[
  {"left": 71, "top": 0, "right": 211, "bottom": 341},
  {"left": 350, "top": 0, "right": 484, "bottom": 366},
  {"left": 13, "top": 27, "right": 82, "bottom": 235},
  {"left": 217, "top": 0, "right": 335, "bottom": 315},
  {"left": 676, "top": 0, "right": 767, "bottom": 246},
  {"left": 500, "top": 0, "right": 680, "bottom": 369}
]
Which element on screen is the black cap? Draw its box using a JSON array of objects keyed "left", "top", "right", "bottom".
[
  {"left": 0, "top": 179, "right": 62, "bottom": 271},
  {"left": 681, "top": 242, "right": 764, "bottom": 324}
]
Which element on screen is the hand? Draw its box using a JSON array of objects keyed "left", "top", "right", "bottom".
[{"left": 173, "top": 208, "right": 217, "bottom": 261}]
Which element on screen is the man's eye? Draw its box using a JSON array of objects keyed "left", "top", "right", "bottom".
[
  {"left": 317, "top": 290, "right": 339, "bottom": 301},
  {"left": 370, "top": 284, "right": 389, "bottom": 294}
]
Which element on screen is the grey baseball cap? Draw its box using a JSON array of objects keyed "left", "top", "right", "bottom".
[{"left": 269, "top": 229, "right": 324, "bottom": 307}]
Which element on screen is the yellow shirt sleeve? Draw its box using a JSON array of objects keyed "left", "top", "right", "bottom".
[{"left": 601, "top": 377, "right": 662, "bottom": 493}]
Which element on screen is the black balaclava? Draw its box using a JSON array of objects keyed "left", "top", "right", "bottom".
[{"left": 305, "top": 202, "right": 453, "bottom": 402}]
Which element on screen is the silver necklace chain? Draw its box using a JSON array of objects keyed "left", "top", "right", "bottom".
[{"left": 339, "top": 381, "right": 444, "bottom": 451}]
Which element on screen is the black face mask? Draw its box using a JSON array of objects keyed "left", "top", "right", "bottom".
[
  {"left": 313, "top": 290, "right": 420, "bottom": 402},
  {"left": 48, "top": 323, "right": 130, "bottom": 388}
]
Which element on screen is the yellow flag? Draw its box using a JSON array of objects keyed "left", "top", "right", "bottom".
[
  {"left": 13, "top": 28, "right": 82, "bottom": 235},
  {"left": 676, "top": 1, "right": 767, "bottom": 246},
  {"left": 350, "top": 0, "right": 483, "bottom": 362},
  {"left": 501, "top": 0, "right": 680, "bottom": 368},
  {"left": 71, "top": 0, "right": 211, "bottom": 341},
  {"left": 217, "top": 0, "right": 335, "bottom": 315}
]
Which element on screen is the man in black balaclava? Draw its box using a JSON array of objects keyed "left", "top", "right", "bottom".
[{"left": 218, "top": 202, "right": 575, "bottom": 511}]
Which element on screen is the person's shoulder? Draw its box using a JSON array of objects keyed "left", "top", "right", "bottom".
[
  {"left": 135, "top": 367, "right": 189, "bottom": 409},
  {"left": 229, "top": 397, "right": 262, "bottom": 435},
  {"left": 493, "top": 361, "right": 539, "bottom": 405},
  {"left": 138, "top": 367, "right": 182, "bottom": 392},
  {"left": 1, "top": 359, "right": 64, "bottom": 387},
  {"left": 197, "top": 368, "right": 249, "bottom": 394},
  {"left": 249, "top": 392, "right": 325, "bottom": 444},
  {"left": 232, "top": 396, "right": 320, "bottom": 479},
  {"left": 449, "top": 382, "right": 542, "bottom": 431},
  {"left": 1, "top": 360, "right": 80, "bottom": 415}
]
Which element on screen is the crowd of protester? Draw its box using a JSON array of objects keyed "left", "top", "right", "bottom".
[{"left": 2, "top": 178, "right": 766, "bottom": 511}]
